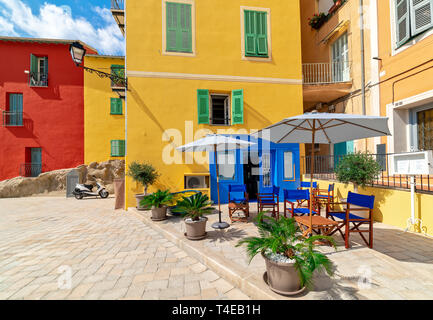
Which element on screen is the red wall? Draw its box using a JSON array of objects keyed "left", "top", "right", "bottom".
[{"left": 0, "top": 40, "right": 95, "bottom": 181}]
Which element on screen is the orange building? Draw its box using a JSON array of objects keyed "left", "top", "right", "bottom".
[{"left": 377, "top": 0, "right": 433, "bottom": 154}]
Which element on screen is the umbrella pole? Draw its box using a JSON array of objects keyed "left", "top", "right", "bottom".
[
  {"left": 212, "top": 144, "right": 229, "bottom": 230},
  {"left": 309, "top": 121, "right": 316, "bottom": 236}
]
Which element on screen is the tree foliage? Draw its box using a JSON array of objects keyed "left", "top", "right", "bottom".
[
  {"left": 140, "top": 190, "right": 173, "bottom": 209},
  {"left": 172, "top": 192, "right": 214, "bottom": 221},
  {"left": 127, "top": 161, "right": 160, "bottom": 190}
]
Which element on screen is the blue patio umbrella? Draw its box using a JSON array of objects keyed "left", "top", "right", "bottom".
[
  {"left": 177, "top": 134, "right": 255, "bottom": 229},
  {"left": 252, "top": 112, "right": 391, "bottom": 234}
]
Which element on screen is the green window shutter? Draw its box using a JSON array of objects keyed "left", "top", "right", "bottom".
[
  {"left": 396, "top": 0, "right": 411, "bottom": 47},
  {"left": 245, "top": 11, "right": 257, "bottom": 56},
  {"left": 119, "top": 140, "right": 126, "bottom": 156},
  {"left": 409, "top": 0, "right": 433, "bottom": 36},
  {"left": 179, "top": 4, "right": 192, "bottom": 52},
  {"left": 231, "top": 89, "right": 244, "bottom": 125},
  {"left": 30, "top": 54, "right": 37, "bottom": 74},
  {"left": 111, "top": 140, "right": 125, "bottom": 157},
  {"left": 110, "top": 98, "right": 122, "bottom": 114},
  {"left": 197, "top": 89, "right": 209, "bottom": 124},
  {"left": 256, "top": 12, "right": 268, "bottom": 56},
  {"left": 166, "top": 2, "right": 178, "bottom": 51}
]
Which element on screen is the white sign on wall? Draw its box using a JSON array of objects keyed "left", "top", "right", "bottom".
[{"left": 389, "top": 151, "right": 433, "bottom": 175}]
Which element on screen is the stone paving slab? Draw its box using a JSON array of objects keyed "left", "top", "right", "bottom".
[
  {"left": 0, "top": 197, "right": 251, "bottom": 300},
  {"left": 130, "top": 203, "right": 433, "bottom": 300}
]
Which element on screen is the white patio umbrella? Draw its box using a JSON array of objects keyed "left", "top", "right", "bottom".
[
  {"left": 252, "top": 112, "right": 391, "bottom": 235},
  {"left": 177, "top": 134, "right": 255, "bottom": 229}
]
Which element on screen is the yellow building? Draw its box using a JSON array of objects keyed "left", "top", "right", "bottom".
[
  {"left": 112, "top": 0, "right": 305, "bottom": 207},
  {"left": 84, "top": 54, "right": 126, "bottom": 164},
  {"left": 300, "top": 0, "right": 381, "bottom": 156}
]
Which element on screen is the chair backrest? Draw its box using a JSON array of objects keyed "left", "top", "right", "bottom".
[
  {"left": 284, "top": 189, "right": 309, "bottom": 201},
  {"left": 347, "top": 191, "right": 375, "bottom": 209},
  {"left": 272, "top": 186, "right": 280, "bottom": 196},
  {"left": 301, "top": 181, "right": 317, "bottom": 188},
  {"left": 228, "top": 184, "right": 246, "bottom": 193}
]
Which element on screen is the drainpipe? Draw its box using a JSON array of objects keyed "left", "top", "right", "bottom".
[{"left": 359, "top": 0, "right": 366, "bottom": 116}]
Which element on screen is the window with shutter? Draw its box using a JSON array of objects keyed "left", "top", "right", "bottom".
[
  {"left": 197, "top": 89, "right": 210, "bottom": 124},
  {"left": 244, "top": 10, "right": 268, "bottom": 57},
  {"left": 396, "top": 0, "right": 411, "bottom": 47},
  {"left": 165, "top": 2, "right": 192, "bottom": 53},
  {"left": 111, "top": 140, "right": 125, "bottom": 157},
  {"left": 410, "top": 0, "right": 433, "bottom": 36},
  {"left": 110, "top": 98, "right": 123, "bottom": 115},
  {"left": 231, "top": 89, "right": 244, "bottom": 125}
]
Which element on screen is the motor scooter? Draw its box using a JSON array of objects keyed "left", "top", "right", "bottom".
[{"left": 73, "top": 181, "right": 109, "bottom": 199}]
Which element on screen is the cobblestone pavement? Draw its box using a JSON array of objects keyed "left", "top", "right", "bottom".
[{"left": 0, "top": 196, "right": 250, "bottom": 300}]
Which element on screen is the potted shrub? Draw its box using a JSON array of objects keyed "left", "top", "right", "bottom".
[
  {"left": 308, "top": 12, "right": 327, "bottom": 30},
  {"left": 127, "top": 161, "right": 160, "bottom": 210},
  {"left": 140, "top": 189, "right": 173, "bottom": 221},
  {"left": 237, "top": 213, "right": 335, "bottom": 296},
  {"left": 172, "top": 192, "right": 214, "bottom": 240},
  {"left": 334, "top": 152, "right": 382, "bottom": 193}
]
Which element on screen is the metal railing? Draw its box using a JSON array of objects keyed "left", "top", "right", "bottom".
[
  {"left": 28, "top": 72, "right": 48, "bottom": 87},
  {"left": 111, "top": 0, "right": 124, "bottom": 10},
  {"left": 301, "top": 153, "right": 433, "bottom": 193},
  {"left": 302, "top": 61, "right": 351, "bottom": 84},
  {"left": 2, "top": 111, "right": 23, "bottom": 126},
  {"left": 20, "top": 163, "right": 42, "bottom": 177}
]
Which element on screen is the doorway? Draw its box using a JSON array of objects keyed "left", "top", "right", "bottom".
[{"left": 243, "top": 152, "right": 259, "bottom": 200}]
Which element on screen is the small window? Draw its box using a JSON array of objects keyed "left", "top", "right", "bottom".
[
  {"left": 165, "top": 1, "right": 193, "bottom": 54},
  {"left": 210, "top": 94, "right": 230, "bottom": 125},
  {"left": 417, "top": 108, "right": 433, "bottom": 150},
  {"left": 283, "top": 152, "right": 294, "bottom": 180},
  {"left": 29, "top": 54, "right": 48, "bottom": 87},
  {"left": 111, "top": 140, "right": 125, "bottom": 157},
  {"left": 243, "top": 9, "right": 269, "bottom": 58},
  {"left": 4, "top": 93, "right": 23, "bottom": 126},
  {"left": 110, "top": 98, "right": 123, "bottom": 115},
  {"left": 217, "top": 150, "right": 236, "bottom": 180},
  {"left": 111, "top": 65, "right": 126, "bottom": 88}
]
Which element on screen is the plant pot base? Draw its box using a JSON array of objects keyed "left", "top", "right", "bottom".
[
  {"left": 263, "top": 272, "right": 306, "bottom": 296},
  {"left": 184, "top": 232, "right": 207, "bottom": 240},
  {"left": 151, "top": 216, "right": 167, "bottom": 221},
  {"left": 136, "top": 207, "right": 147, "bottom": 211}
]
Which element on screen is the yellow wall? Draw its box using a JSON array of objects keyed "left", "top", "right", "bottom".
[
  {"left": 312, "top": 178, "right": 433, "bottom": 236},
  {"left": 84, "top": 56, "right": 125, "bottom": 164},
  {"left": 125, "top": 0, "right": 304, "bottom": 207}
]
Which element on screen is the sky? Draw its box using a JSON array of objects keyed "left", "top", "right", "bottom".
[{"left": 0, "top": 0, "right": 125, "bottom": 55}]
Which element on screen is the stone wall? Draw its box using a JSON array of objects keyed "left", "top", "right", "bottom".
[{"left": 0, "top": 160, "right": 125, "bottom": 198}]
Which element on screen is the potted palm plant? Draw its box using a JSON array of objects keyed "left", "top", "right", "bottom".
[
  {"left": 127, "top": 161, "right": 160, "bottom": 210},
  {"left": 237, "top": 212, "right": 336, "bottom": 296},
  {"left": 140, "top": 189, "right": 173, "bottom": 221},
  {"left": 172, "top": 192, "right": 214, "bottom": 240}
]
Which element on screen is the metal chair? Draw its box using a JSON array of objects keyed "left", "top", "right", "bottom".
[
  {"left": 326, "top": 191, "right": 375, "bottom": 249},
  {"left": 228, "top": 184, "right": 249, "bottom": 223},
  {"left": 283, "top": 189, "right": 320, "bottom": 218},
  {"left": 257, "top": 186, "right": 280, "bottom": 219}
]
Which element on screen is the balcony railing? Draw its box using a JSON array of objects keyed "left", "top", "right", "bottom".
[
  {"left": 301, "top": 153, "right": 433, "bottom": 194},
  {"left": 29, "top": 72, "right": 48, "bottom": 87},
  {"left": 302, "top": 61, "right": 351, "bottom": 85},
  {"left": 2, "top": 111, "right": 23, "bottom": 127},
  {"left": 20, "top": 163, "right": 42, "bottom": 177},
  {"left": 111, "top": 0, "right": 124, "bottom": 10}
]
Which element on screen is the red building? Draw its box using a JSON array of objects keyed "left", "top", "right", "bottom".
[{"left": 0, "top": 37, "right": 97, "bottom": 181}]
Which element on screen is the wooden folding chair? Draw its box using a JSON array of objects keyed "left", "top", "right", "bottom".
[
  {"left": 315, "top": 183, "right": 335, "bottom": 209},
  {"left": 297, "top": 181, "right": 318, "bottom": 207},
  {"left": 228, "top": 184, "right": 249, "bottom": 223},
  {"left": 257, "top": 186, "right": 280, "bottom": 219},
  {"left": 326, "top": 191, "right": 375, "bottom": 249}
]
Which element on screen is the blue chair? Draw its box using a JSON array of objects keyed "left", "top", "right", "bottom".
[
  {"left": 283, "top": 189, "right": 320, "bottom": 218},
  {"left": 326, "top": 191, "right": 375, "bottom": 249},
  {"left": 315, "top": 183, "right": 335, "bottom": 207},
  {"left": 257, "top": 186, "right": 280, "bottom": 219},
  {"left": 228, "top": 184, "right": 249, "bottom": 222},
  {"left": 297, "top": 181, "right": 319, "bottom": 207}
]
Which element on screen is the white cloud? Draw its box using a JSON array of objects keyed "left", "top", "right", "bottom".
[{"left": 0, "top": 0, "right": 124, "bottom": 55}]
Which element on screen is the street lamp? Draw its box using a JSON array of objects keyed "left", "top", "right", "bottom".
[{"left": 69, "top": 41, "right": 127, "bottom": 94}]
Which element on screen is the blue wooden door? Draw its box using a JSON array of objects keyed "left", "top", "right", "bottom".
[
  {"left": 9, "top": 94, "right": 23, "bottom": 126},
  {"left": 31, "top": 148, "right": 42, "bottom": 177}
]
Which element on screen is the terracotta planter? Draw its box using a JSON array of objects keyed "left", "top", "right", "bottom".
[
  {"left": 151, "top": 206, "right": 168, "bottom": 221},
  {"left": 184, "top": 217, "right": 208, "bottom": 240},
  {"left": 135, "top": 193, "right": 146, "bottom": 210},
  {"left": 262, "top": 252, "right": 305, "bottom": 296}
]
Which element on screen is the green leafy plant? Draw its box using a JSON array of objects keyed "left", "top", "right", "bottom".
[
  {"left": 236, "top": 212, "right": 336, "bottom": 288},
  {"left": 127, "top": 161, "right": 160, "bottom": 193},
  {"left": 334, "top": 152, "right": 382, "bottom": 190},
  {"left": 172, "top": 192, "right": 214, "bottom": 221},
  {"left": 140, "top": 190, "right": 173, "bottom": 209},
  {"left": 308, "top": 12, "right": 327, "bottom": 29}
]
